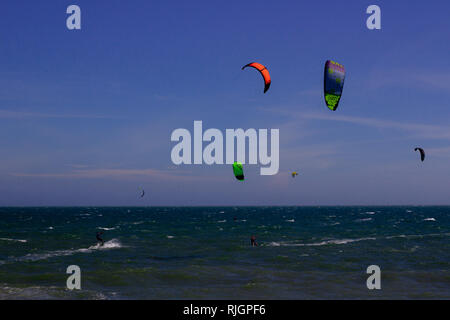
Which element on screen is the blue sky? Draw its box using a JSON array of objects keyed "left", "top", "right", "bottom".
[{"left": 0, "top": 0, "right": 449, "bottom": 206}]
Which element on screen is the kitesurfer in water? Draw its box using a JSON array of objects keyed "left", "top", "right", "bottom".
[
  {"left": 96, "top": 231, "right": 104, "bottom": 246},
  {"left": 250, "top": 235, "right": 258, "bottom": 247}
]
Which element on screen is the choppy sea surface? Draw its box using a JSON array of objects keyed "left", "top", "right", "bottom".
[{"left": 0, "top": 206, "right": 449, "bottom": 299}]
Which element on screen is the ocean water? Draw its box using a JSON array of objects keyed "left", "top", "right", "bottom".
[{"left": 0, "top": 206, "right": 449, "bottom": 299}]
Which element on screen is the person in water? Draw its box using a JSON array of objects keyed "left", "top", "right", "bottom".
[
  {"left": 96, "top": 231, "right": 104, "bottom": 246},
  {"left": 250, "top": 235, "right": 258, "bottom": 247}
]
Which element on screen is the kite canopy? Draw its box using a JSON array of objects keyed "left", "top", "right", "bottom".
[
  {"left": 233, "top": 162, "right": 244, "bottom": 181},
  {"left": 415, "top": 147, "right": 425, "bottom": 162},
  {"left": 242, "top": 62, "right": 271, "bottom": 93},
  {"left": 324, "top": 60, "right": 345, "bottom": 111}
]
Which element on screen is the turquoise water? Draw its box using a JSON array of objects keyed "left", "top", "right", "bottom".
[{"left": 0, "top": 206, "right": 449, "bottom": 299}]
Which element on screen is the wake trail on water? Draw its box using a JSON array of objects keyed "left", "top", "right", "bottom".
[
  {"left": 264, "top": 233, "right": 450, "bottom": 247},
  {"left": 1, "top": 239, "right": 123, "bottom": 264},
  {"left": 266, "top": 237, "right": 376, "bottom": 247},
  {"left": 0, "top": 238, "right": 27, "bottom": 243}
]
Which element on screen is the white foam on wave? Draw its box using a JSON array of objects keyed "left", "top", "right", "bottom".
[
  {"left": 355, "top": 218, "right": 373, "bottom": 222},
  {"left": 97, "top": 227, "right": 117, "bottom": 231},
  {"left": 0, "top": 284, "right": 109, "bottom": 300},
  {"left": 285, "top": 219, "right": 295, "bottom": 223},
  {"left": 362, "top": 211, "right": 376, "bottom": 215},
  {"left": 86, "top": 239, "right": 122, "bottom": 250},
  {"left": 423, "top": 218, "right": 436, "bottom": 222},
  {"left": 328, "top": 222, "right": 340, "bottom": 226}
]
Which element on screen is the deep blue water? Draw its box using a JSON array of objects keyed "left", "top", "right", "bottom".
[{"left": 0, "top": 206, "right": 449, "bottom": 299}]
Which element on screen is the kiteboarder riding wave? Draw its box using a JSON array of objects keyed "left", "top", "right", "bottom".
[
  {"left": 96, "top": 231, "right": 104, "bottom": 246},
  {"left": 251, "top": 235, "right": 258, "bottom": 247}
]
